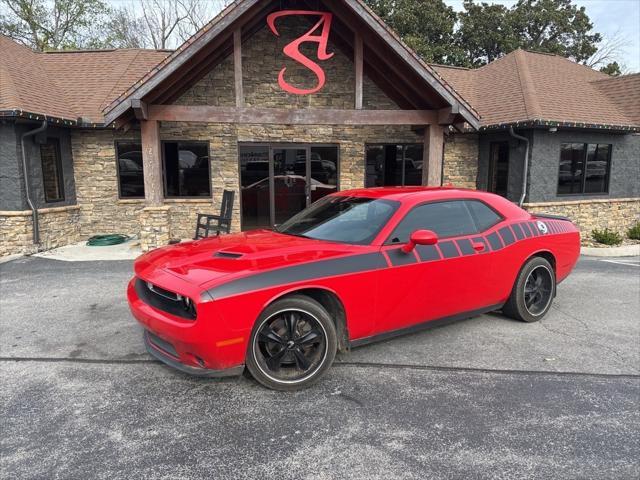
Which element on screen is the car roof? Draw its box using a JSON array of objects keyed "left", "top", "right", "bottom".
[{"left": 333, "top": 186, "right": 528, "bottom": 218}]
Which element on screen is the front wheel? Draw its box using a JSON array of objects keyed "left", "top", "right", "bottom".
[
  {"left": 246, "top": 295, "right": 337, "bottom": 391},
  {"left": 503, "top": 256, "right": 556, "bottom": 322}
]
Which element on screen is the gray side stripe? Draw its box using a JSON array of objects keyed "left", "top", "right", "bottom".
[{"left": 205, "top": 252, "right": 388, "bottom": 300}]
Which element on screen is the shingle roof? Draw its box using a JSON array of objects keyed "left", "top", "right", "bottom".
[
  {"left": 432, "top": 49, "right": 639, "bottom": 130},
  {"left": 0, "top": 35, "right": 169, "bottom": 124}
]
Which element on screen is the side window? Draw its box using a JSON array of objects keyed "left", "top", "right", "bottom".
[
  {"left": 387, "top": 201, "right": 477, "bottom": 243},
  {"left": 465, "top": 200, "right": 502, "bottom": 232}
]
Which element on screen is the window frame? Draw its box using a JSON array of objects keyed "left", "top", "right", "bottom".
[
  {"left": 557, "top": 142, "right": 612, "bottom": 196},
  {"left": 384, "top": 198, "right": 504, "bottom": 245},
  {"left": 161, "top": 140, "right": 212, "bottom": 199},
  {"left": 114, "top": 140, "right": 145, "bottom": 200},
  {"left": 40, "top": 137, "right": 65, "bottom": 203},
  {"left": 365, "top": 143, "right": 424, "bottom": 187}
]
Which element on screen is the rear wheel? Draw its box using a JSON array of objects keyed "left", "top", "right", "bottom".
[
  {"left": 246, "top": 295, "right": 337, "bottom": 391},
  {"left": 503, "top": 257, "right": 555, "bottom": 322}
]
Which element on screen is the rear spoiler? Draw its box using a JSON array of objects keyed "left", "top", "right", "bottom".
[{"left": 533, "top": 213, "right": 572, "bottom": 222}]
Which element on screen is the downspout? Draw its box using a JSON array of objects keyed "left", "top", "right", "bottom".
[
  {"left": 20, "top": 120, "right": 48, "bottom": 244},
  {"left": 509, "top": 126, "right": 529, "bottom": 207}
]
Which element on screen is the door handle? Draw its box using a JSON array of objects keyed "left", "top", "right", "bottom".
[{"left": 472, "top": 241, "right": 485, "bottom": 252}]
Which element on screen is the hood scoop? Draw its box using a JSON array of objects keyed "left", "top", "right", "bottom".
[{"left": 213, "top": 251, "right": 244, "bottom": 259}]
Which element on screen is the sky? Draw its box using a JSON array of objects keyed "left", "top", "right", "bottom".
[{"left": 444, "top": 0, "right": 640, "bottom": 73}]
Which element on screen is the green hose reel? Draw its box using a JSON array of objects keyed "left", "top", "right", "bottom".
[{"left": 86, "top": 234, "right": 130, "bottom": 246}]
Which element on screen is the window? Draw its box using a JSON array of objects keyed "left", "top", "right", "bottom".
[
  {"left": 387, "top": 200, "right": 478, "bottom": 243},
  {"left": 466, "top": 200, "right": 502, "bottom": 232},
  {"left": 40, "top": 138, "right": 64, "bottom": 202},
  {"left": 163, "top": 141, "right": 210, "bottom": 197},
  {"left": 116, "top": 141, "right": 144, "bottom": 198},
  {"left": 488, "top": 142, "right": 509, "bottom": 197},
  {"left": 558, "top": 143, "right": 611, "bottom": 195},
  {"left": 277, "top": 195, "right": 399, "bottom": 245},
  {"left": 365, "top": 144, "right": 424, "bottom": 187}
]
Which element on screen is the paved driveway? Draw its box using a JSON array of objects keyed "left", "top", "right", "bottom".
[{"left": 1, "top": 256, "right": 639, "bottom": 479}]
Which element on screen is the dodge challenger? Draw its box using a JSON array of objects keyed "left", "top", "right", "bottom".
[{"left": 128, "top": 187, "right": 580, "bottom": 390}]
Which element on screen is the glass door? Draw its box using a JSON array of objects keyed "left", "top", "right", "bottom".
[{"left": 239, "top": 144, "right": 339, "bottom": 230}]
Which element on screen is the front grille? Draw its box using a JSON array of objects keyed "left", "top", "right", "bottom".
[
  {"left": 146, "top": 331, "right": 179, "bottom": 358},
  {"left": 135, "top": 278, "right": 197, "bottom": 320}
]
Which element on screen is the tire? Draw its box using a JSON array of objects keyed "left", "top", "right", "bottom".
[
  {"left": 502, "top": 256, "right": 556, "bottom": 323},
  {"left": 245, "top": 295, "right": 337, "bottom": 391}
]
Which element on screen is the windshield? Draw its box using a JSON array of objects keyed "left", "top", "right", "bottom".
[{"left": 277, "top": 195, "right": 400, "bottom": 245}]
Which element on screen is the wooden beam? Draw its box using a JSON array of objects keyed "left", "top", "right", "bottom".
[
  {"left": 423, "top": 124, "right": 445, "bottom": 186},
  {"left": 354, "top": 31, "right": 363, "bottom": 109},
  {"left": 132, "top": 99, "right": 148, "bottom": 120},
  {"left": 438, "top": 107, "right": 455, "bottom": 125},
  {"left": 233, "top": 28, "right": 243, "bottom": 107},
  {"left": 140, "top": 120, "right": 163, "bottom": 206},
  {"left": 148, "top": 105, "right": 437, "bottom": 125}
]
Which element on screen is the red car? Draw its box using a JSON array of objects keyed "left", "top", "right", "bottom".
[{"left": 128, "top": 187, "right": 580, "bottom": 390}]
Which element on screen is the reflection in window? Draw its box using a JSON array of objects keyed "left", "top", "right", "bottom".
[
  {"left": 40, "top": 138, "right": 64, "bottom": 202},
  {"left": 163, "top": 141, "right": 211, "bottom": 197},
  {"left": 365, "top": 144, "right": 423, "bottom": 187},
  {"left": 387, "top": 201, "right": 477, "bottom": 243},
  {"left": 558, "top": 143, "right": 611, "bottom": 195},
  {"left": 116, "top": 141, "right": 144, "bottom": 198}
]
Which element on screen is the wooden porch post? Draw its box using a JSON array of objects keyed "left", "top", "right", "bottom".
[
  {"left": 233, "top": 29, "right": 243, "bottom": 107},
  {"left": 423, "top": 124, "right": 445, "bottom": 186},
  {"left": 140, "top": 119, "right": 163, "bottom": 205},
  {"left": 354, "top": 32, "right": 363, "bottom": 109}
]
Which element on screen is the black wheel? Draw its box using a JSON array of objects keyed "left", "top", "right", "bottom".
[
  {"left": 503, "top": 256, "right": 555, "bottom": 322},
  {"left": 245, "top": 295, "right": 337, "bottom": 391}
]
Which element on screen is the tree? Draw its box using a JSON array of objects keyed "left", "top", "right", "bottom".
[
  {"left": 457, "top": 0, "right": 516, "bottom": 67},
  {"left": 508, "top": 0, "right": 601, "bottom": 63},
  {"left": 599, "top": 62, "right": 622, "bottom": 76},
  {"left": 103, "top": 0, "right": 227, "bottom": 50},
  {"left": 365, "top": 0, "right": 463, "bottom": 65},
  {"left": 0, "top": 0, "right": 109, "bottom": 51}
]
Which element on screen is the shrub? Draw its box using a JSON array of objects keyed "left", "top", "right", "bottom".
[
  {"left": 628, "top": 222, "right": 640, "bottom": 240},
  {"left": 592, "top": 228, "right": 623, "bottom": 246}
]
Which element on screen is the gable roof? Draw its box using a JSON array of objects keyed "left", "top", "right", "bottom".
[
  {"left": 102, "top": 0, "right": 480, "bottom": 128},
  {"left": 433, "top": 49, "right": 639, "bottom": 131},
  {"left": 0, "top": 35, "right": 169, "bottom": 125}
]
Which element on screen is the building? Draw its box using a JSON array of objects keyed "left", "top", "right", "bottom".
[{"left": 1, "top": 0, "right": 638, "bottom": 258}]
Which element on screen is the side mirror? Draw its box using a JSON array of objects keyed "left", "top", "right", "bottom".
[{"left": 401, "top": 229, "right": 438, "bottom": 254}]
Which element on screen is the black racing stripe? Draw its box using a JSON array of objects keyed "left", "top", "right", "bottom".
[
  {"left": 471, "top": 236, "right": 489, "bottom": 253},
  {"left": 486, "top": 232, "right": 503, "bottom": 251},
  {"left": 512, "top": 223, "right": 525, "bottom": 240},
  {"left": 205, "top": 252, "right": 387, "bottom": 300},
  {"left": 498, "top": 226, "right": 515, "bottom": 246},
  {"left": 521, "top": 222, "right": 533, "bottom": 238},
  {"left": 416, "top": 244, "right": 441, "bottom": 262},
  {"left": 456, "top": 238, "right": 475, "bottom": 256},
  {"left": 439, "top": 241, "right": 460, "bottom": 258},
  {"left": 387, "top": 248, "right": 417, "bottom": 266}
]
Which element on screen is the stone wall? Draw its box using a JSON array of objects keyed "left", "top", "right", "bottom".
[
  {"left": 0, "top": 205, "right": 81, "bottom": 257},
  {"left": 524, "top": 198, "right": 640, "bottom": 236},
  {"left": 71, "top": 129, "right": 147, "bottom": 238},
  {"left": 443, "top": 133, "right": 478, "bottom": 189}
]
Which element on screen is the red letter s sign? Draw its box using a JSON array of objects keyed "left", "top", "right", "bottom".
[{"left": 267, "top": 11, "right": 334, "bottom": 95}]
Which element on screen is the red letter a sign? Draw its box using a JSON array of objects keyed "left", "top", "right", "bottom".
[{"left": 267, "top": 11, "right": 334, "bottom": 95}]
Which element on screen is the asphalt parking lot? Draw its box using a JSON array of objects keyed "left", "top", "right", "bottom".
[{"left": 1, "top": 255, "right": 639, "bottom": 479}]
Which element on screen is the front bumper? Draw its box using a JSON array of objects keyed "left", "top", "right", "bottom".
[
  {"left": 144, "top": 331, "right": 244, "bottom": 378},
  {"left": 127, "top": 277, "right": 248, "bottom": 375}
]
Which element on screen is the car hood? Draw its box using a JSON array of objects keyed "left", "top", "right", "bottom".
[{"left": 134, "top": 229, "right": 363, "bottom": 289}]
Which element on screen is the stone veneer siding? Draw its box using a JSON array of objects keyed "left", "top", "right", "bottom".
[
  {"left": 0, "top": 205, "right": 80, "bottom": 257},
  {"left": 443, "top": 133, "right": 478, "bottom": 189},
  {"left": 524, "top": 198, "right": 640, "bottom": 237}
]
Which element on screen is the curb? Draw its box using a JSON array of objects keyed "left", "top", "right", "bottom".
[{"left": 581, "top": 244, "right": 640, "bottom": 257}]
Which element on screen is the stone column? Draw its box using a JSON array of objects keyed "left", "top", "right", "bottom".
[
  {"left": 139, "top": 206, "right": 171, "bottom": 252},
  {"left": 139, "top": 120, "right": 170, "bottom": 250}
]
